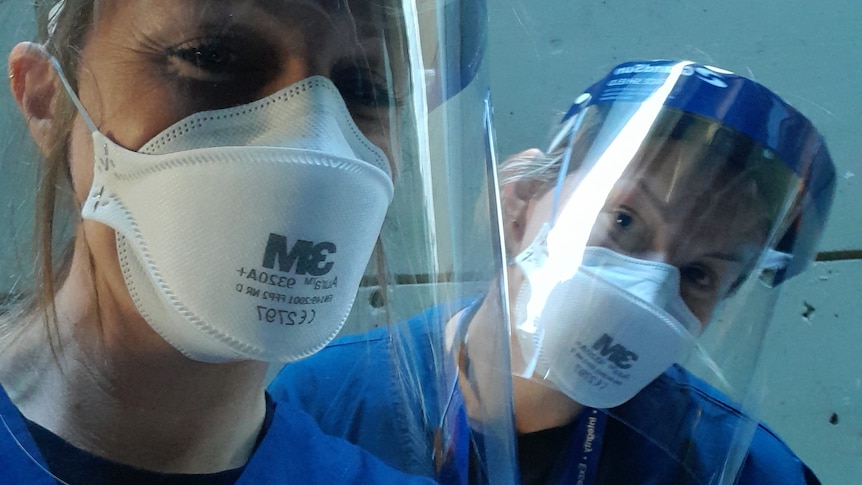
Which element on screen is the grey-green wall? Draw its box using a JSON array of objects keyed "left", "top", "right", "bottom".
[
  {"left": 0, "top": 2, "right": 37, "bottom": 295},
  {"left": 486, "top": 1, "right": 861, "bottom": 482}
]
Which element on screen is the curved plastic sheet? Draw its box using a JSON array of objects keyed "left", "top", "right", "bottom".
[
  {"left": 504, "top": 60, "right": 835, "bottom": 484},
  {"left": 0, "top": 0, "right": 516, "bottom": 483}
]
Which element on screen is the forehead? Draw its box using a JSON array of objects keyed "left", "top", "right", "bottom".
[
  {"left": 624, "top": 138, "right": 771, "bottom": 243},
  {"left": 631, "top": 138, "right": 758, "bottom": 206},
  {"left": 93, "top": 0, "right": 393, "bottom": 33}
]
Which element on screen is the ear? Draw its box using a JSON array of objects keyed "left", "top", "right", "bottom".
[
  {"left": 501, "top": 148, "right": 546, "bottom": 254},
  {"left": 8, "top": 42, "right": 59, "bottom": 153}
]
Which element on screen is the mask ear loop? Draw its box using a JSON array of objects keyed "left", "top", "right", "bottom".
[{"left": 48, "top": 56, "right": 99, "bottom": 133}]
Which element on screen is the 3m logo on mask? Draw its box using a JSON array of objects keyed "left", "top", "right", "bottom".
[
  {"left": 592, "top": 334, "right": 639, "bottom": 369},
  {"left": 262, "top": 233, "right": 336, "bottom": 276}
]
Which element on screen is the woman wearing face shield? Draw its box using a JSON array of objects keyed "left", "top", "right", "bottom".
[
  {"left": 0, "top": 0, "right": 457, "bottom": 482},
  {"left": 272, "top": 60, "right": 835, "bottom": 484}
]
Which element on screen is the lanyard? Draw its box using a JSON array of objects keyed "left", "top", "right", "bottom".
[
  {"left": 552, "top": 407, "right": 607, "bottom": 485},
  {"left": 436, "top": 300, "right": 611, "bottom": 485},
  {"left": 434, "top": 381, "right": 471, "bottom": 485},
  {"left": 433, "top": 301, "right": 482, "bottom": 485}
]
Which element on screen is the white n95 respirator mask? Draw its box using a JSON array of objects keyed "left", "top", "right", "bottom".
[
  {"left": 57, "top": 66, "right": 394, "bottom": 363},
  {"left": 513, "top": 225, "right": 703, "bottom": 409}
]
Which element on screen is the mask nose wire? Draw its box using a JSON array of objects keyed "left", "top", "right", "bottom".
[{"left": 49, "top": 56, "right": 99, "bottom": 133}]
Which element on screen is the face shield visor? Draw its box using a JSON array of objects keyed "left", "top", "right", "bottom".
[
  {"left": 0, "top": 0, "right": 516, "bottom": 482},
  {"left": 508, "top": 60, "right": 835, "bottom": 483}
]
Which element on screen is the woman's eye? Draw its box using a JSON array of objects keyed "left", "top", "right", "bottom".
[
  {"left": 589, "top": 205, "right": 652, "bottom": 254},
  {"left": 614, "top": 210, "right": 634, "bottom": 229},
  {"left": 162, "top": 34, "right": 280, "bottom": 108},
  {"left": 330, "top": 64, "right": 394, "bottom": 111},
  {"left": 680, "top": 264, "right": 715, "bottom": 291},
  {"left": 166, "top": 35, "right": 278, "bottom": 86},
  {"left": 175, "top": 45, "right": 233, "bottom": 74},
  {"left": 607, "top": 207, "right": 641, "bottom": 238},
  {"left": 168, "top": 41, "right": 240, "bottom": 81}
]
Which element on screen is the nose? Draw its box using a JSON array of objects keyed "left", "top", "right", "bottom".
[
  {"left": 625, "top": 224, "right": 688, "bottom": 307},
  {"left": 260, "top": 56, "right": 316, "bottom": 98},
  {"left": 622, "top": 260, "right": 681, "bottom": 309},
  {"left": 619, "top": 219, "right": 688, "bottom": 276},
  {"left": 583, "top": 246, "right": 682, "bottom": 309}
]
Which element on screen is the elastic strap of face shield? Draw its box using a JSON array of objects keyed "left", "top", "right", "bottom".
[
  {"left": 546, "top": 109, "right": 587, "bottom": 227},
  {"left": 543, "top": 61, "right": 693, "bottom": 243},
  {"left": 46, "top": 0, "right": 65, "bottom": 38},
  {"left": 757, "top": 249, "right": 793, "bottom": 287},
  {"left": 542, "top": 92, "right": 596, "bottom": 228},
  {"left": 759, "top": 249, "right": 792, "bottom": 271},
  {"left": 46, "top": 0, "right": 66, "bottom": 40}
]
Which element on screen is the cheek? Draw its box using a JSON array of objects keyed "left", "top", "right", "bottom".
[
  {"left": 516, "top": 190, "right": 557, "bottom": 253},
  {"left": 354, "top": 114, "right": 397, "bottom": 176},
  {"left": 75, "top": 48, "right": 197, "bottom": 152},
  {"left": 67, "top": 115, "right": 125, "bottom": 283},
  {"left": 680, "top": 290, "right": 721, "bottom": 327},
  {"left": 68, "top": 116, "right": 95, "bottom": 206},
  {"left": 688, "top": 301, "right": 713, "bottom": 326}
]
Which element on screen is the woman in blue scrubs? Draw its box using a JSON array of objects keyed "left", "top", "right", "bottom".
[
  {"left": 0, "top": 0, "right": 489, "bottom": 482},
  {"left": 273, "top": 59, "right": 835, "bottom": 484}
]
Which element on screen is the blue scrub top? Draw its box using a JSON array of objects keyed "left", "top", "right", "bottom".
[
  {"left": 0, "top": 381, "right": 435, "bottom": 484},
  {"left": 270, "top": 301, "right": 821, "bottom": 485}
]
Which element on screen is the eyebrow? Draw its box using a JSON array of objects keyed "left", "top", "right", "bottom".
[
  {"left": 701, "top": 251, "right": 745, "bottom": 263},
  {"left": 630, "top": 177, "right": 762, "bottom": 265},
  {"left": 625, "top": 176, "right": 673, "bottom": 220},
  {"left": 252, "top": 0, "right": 383, "bottom": 32}
]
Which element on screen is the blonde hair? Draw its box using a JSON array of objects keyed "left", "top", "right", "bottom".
[{"left": 3, "top": 0, "right": 96, "bottom": 343}]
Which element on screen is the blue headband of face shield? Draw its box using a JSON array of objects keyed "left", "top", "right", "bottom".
[
  {"left": 552, "top": 60, "right": 836, "bottom": 284},
  {"left": 425, "top": 0, "right": 487, "bottom": 109}
]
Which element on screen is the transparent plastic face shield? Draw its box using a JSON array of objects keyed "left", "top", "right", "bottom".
[
  {"left": 507, "top": 61, "right": 834, "bottom": 483},
  {"left": 0, "top": 0, "right": 515, "bottom": 482},
  {"left": 328, "top": 0, "right": 518, "bottom": 482}
]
